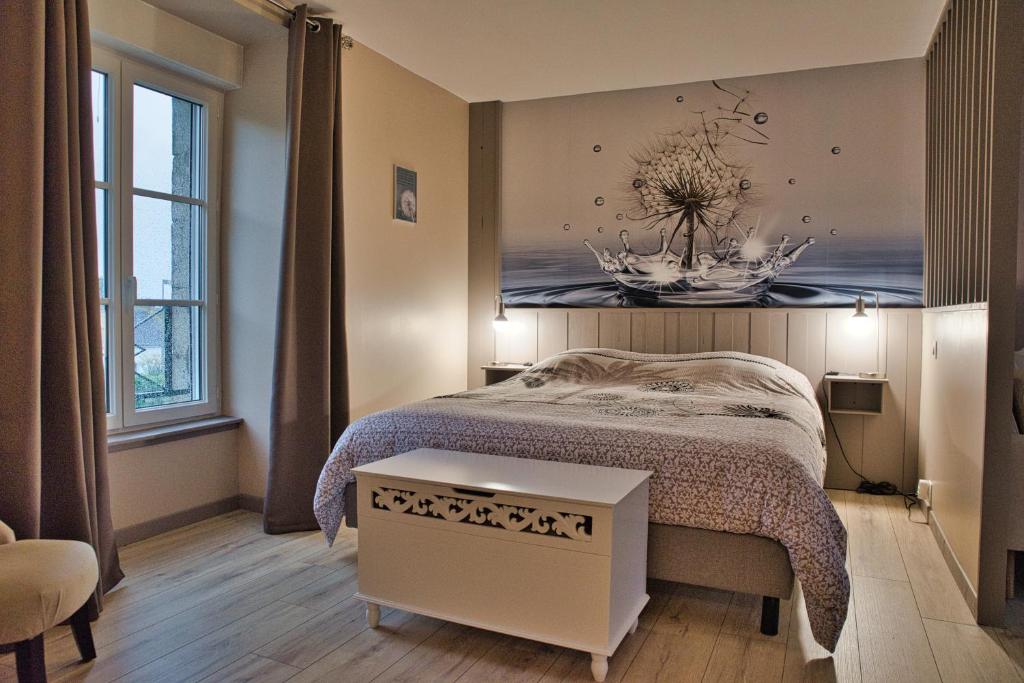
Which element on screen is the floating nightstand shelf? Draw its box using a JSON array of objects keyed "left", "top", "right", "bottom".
[
  {"left": 481, "top": 362, "right": 532, "bottom": 386},
  {"left": 824, "top": 374, "right": 888, "bottom": 415}
]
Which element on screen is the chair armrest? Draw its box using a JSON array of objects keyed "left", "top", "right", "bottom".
[{"left": 0, "top": 519, "right": 15, "bottom": 544}]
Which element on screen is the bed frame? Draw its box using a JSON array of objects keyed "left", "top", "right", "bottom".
[{"left": 342, "top": 481, "right": 792, "bottom": 635}]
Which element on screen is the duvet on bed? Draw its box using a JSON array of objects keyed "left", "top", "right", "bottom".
[{"left": 315, "top": 348, "right": 849, "bottom": 651}]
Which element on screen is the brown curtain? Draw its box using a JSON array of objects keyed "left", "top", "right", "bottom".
[
  {"left": 0, "top": 0, "right": 123, "bottom": 602},
  {"left": 265, "top": 6, "right": 348, "bottom": 533}
]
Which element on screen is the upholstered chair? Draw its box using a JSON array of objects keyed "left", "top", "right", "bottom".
[{"left": 0, "top": 520, "right": 98, "bottom": 683}]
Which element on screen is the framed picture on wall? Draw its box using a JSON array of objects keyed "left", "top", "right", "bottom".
[{"left": 393, "top": 165, "right": 417, "bottom": 223}]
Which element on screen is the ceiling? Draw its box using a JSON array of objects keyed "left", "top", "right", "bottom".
[{"left": 149, "top": 0, "right": 945, "bottom": 102}]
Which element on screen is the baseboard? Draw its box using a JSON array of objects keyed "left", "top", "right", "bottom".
[
  {"left": 238, "top": 493, "right": 264, "bottom": 513},
  {"left": 115, "top": 496, "right": 242, "bottom": 547},
  {"left": 930, "top": 509, "right": 979, "bottom": 617}
]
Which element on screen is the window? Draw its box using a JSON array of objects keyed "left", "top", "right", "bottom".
[{"left": 92, "top": 48, "right": 222, "bottom": 429}]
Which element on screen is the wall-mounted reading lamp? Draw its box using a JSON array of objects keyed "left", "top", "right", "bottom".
[
  {"left": 493, "top": 294, "right": 510, "bottom": 332},
  {"left": 850, "top": 290, "right": 884, "bottom": 379}
]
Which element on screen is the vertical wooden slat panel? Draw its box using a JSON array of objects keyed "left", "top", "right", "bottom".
[
  {"left": 598, "top": 311, "right": 631, "bottom": 350},
  {"left": 786, "top": 311, "right": 827, "bottom": 395},
  {"left": 972, "top": 0, "right": 987, "bottom": 303},
  {"left": 630, "top": 314, "right": 646, "bottom": 353},
  {"left": 964, "top": 0, "right": 978, "bottom": 304},
  {"left": 495, "top": 309, "right": 537, "bottom": 363},
  {"left": 823, "top": 312, "right": 866, "bottom": 489},
  {"left": 678, "top": 312, "right": 700, "bottom": 353},
  {"left": 974, "top": 0, "right": 991, "bottom": 299},
  {"left": 663, "top": 312, "right": 680, "bottom": 354},
  {"left": 929, "top": 44, "right": 937, "bottom": 305},
  {"left": 947, "top": 3, "right": 958, "bottom": 306},
  {"left": 636, "top": 312, "right": 665, "bottom": 353},
  {"left": 713, "top": 313, "right": 733, "bottom": 351},
  {"left": 903, "top": 312, "right": 923, "bottom": 492},
  {"left": 537, "top": 310, "right": 568, "bottom": 360},
  {"left": 567, "top": 310, "right": 598, "bottom": 349},
  {"left": 950, "top": 0, "right": 958, "bottom": 307},
  {"left": 925, "top": 0, "right": 999, "bottom": 308},
  {"left": 698, "top": 312, "right": 715, "bottom": 352},
  {"left": 937, "top": 11, "right": 948, "bottom": 306},
  {"left": 863, "top": 312, "right": 909, "bottom": 486},
  {"left": 749, "top": 311, "right": 788, "bottom": 364}
]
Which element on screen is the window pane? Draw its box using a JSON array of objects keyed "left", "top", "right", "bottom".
[
  {"left": 96, "top": 188, "right": 108, "bottom": 298},
  {"left": 133, "top": 195, "right": 198, "bottom": 300},
  {"left": 133, "top": 305, "right": 201, "bottom": 408},
  {"left": 133, "top": 84, "right": 199, "bottom": 197},
  {"left": 101, "top": 303, "right": 110, "bottom": 413},
  {"left": 91, "top": 70, "right": 106, "bottom": 182}
]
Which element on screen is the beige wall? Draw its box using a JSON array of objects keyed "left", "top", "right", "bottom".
[
  {"left": 223, "top": 36, "right": 470, "bottom": 498},
  {"left": 342, "top": 43, "right": 470, "bottom": 421},
  {"left": 919, "top": 307, "right": 989, "bottom": 593},
  {"left": 107, "top": 431, "right": 240, "bottom": 530}
]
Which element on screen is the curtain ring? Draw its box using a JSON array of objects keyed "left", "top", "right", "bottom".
[{"left": 308, "top": 21, "right": 321, "bottom": 33}]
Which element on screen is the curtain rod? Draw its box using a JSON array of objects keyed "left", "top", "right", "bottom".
[{"left": 260, "top": 0, "right": 354, "bottom": 47}]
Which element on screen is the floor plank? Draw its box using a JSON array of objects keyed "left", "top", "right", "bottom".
[
  {"left": 31, "top": 504, "right": 1009, "bottom": 683},
  {"left": 702, "top": 633, "right": 786, "bottom": 682},
  {"left": 538, "top": 586, "right": 671, "bottom": 683},
  {"left": 113, "top": 601, "right": 318, "bottom": 682},
  {"left": 781, "top": 580, "right": 860, "bottom": 683},
  {"left": 57, "top": 562, "right": 332, "bottom": 682},
  {"left": 882, "top": 495, "right": 975, "bottom": 624},
  {"left": 197, "top": 654, "right": 300, "bottom": 683},
  {"left": 620, "top": 584, "right": 730, "bottom": 682},
  {"left": 720, "top": 592, "right": 792, "bottom": 643},
  {"left": 286, "top": 608, "right": 444, "bottom": 683},
  {"left": 853, "top": 575, "right": 939, "bottom": 683},
  {"left": 256, "top": 594, "right": 375, "bottom": 668},
  {"left": 845, "top": 493, "right": 909, "bottom": 582},
  {"left": 458, "top": 636, "right": 560, "bottom": 683},
  {"left": 374, "top": 621, "right": 502, "bottom": 681},
  {"left": 923, "top": 620, "right": 1023, "bottom": 683}
]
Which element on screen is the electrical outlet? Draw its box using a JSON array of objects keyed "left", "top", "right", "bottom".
[{"left": 917, "top": 479, "right": 933, "bottom": 507}]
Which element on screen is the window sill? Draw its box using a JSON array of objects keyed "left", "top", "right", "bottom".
[{"left": 107, "top": 416, "right": 242, "bottom": 453}]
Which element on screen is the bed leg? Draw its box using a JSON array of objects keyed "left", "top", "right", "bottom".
[{"left": 760, "top": 596, "right": 780, "bottom": 636}]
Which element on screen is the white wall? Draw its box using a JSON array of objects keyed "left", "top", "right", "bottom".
[
  {"left": 919, "top": 307, "right": 989, "bottom": 594},
  {"left": 92, "top": 0, "right": 243, "bottom": 533},
  {"left": 90, "top": 0, "right": 243, "bottom": 90},
  {"left": 108, "top": 431, "right": 239, "bottom": 530},
  {"left": 223, "top": 36, "right": 470, "bottom": 499},
  {"left": 221, "top": 34, "right": 289, "bottom": 499}
]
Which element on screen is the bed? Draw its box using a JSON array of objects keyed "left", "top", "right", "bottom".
[{"left": 315, "top": 349, "right": 849, "bottom": 651}]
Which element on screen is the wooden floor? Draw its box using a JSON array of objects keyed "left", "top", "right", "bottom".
[{"left": 4, "top": 491, "right": 1024, "bottom": 682}]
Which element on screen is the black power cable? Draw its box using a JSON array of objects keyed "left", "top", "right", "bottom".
[{"left": 820, "top": 382, "right": 923, "bottom": 519}]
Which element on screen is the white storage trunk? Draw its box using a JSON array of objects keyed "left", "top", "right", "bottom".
[{"left": 353, "top": 448, "right": 651, "bottom": 682}]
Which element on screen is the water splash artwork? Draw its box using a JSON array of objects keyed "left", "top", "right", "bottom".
[
  {"left": 581, "top": 80, "right": 815, "bottom": 304},
  {"left": 584, "top": 227, "right": 813, "bottom": 302}
]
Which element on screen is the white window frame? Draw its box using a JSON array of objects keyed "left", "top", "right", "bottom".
[{"left": 92, "top": 46, "right": 222, "bottom": 430}]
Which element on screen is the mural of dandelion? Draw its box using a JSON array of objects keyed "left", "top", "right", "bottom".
[
  {"left": 582, "top": 81, "right": 815, "bottom": 303},
  {"left": 498, "top": 60, "right": 926, "bottom": 309}
]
